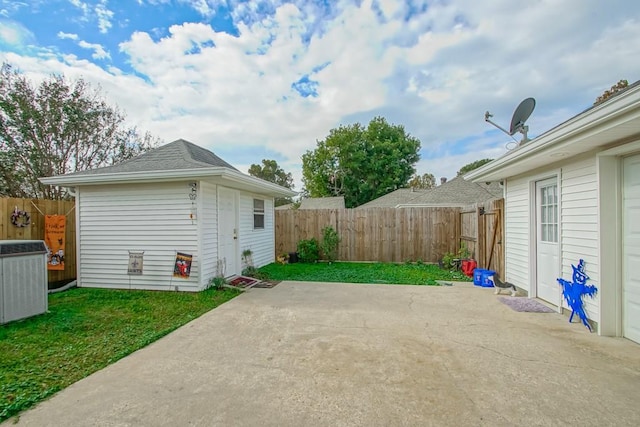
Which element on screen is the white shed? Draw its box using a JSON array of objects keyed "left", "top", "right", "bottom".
[
  {"left": 40, "top": 139, "right": 295, "bottom": 292},
  {"left": 466, "top": 82, "right": 640, "bottom": 344}
]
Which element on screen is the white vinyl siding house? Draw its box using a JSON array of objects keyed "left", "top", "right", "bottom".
[
  {"left": 503, "top": 177, "right": 530, "bottom": 289},
  {"left": 467, "top": 83, "right": 640, "bottom": 343},
  {"left": 238, "top": 193, "right": 274, "bottom": 269},
  {"left": 41, "top": 139, "right": 295, "bottom": 292},
  {"left": 200, "top": 181, "right": 218, "bottom": 282},
  {"left": 77, "top": 182, "right": 201, "bottom": 291},
  {"left": 501, "top": 154, "right": 600, "bottom": 320}
]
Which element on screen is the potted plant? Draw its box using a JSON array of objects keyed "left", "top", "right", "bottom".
[{"left": 276, "top": 253, "right": 289, "bottom": 265}]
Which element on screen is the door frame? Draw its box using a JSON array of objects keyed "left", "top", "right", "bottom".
[
  {"left": 217, "top": 186, "right": 239, "bottom": 276},
  {"left": 529, "top": 170, "right": 562, "bottom": 311},
  {"left": 598, "top": 141, "right": 640, "bottom": 339},
  {"left": 597, "top": 141, "right": 640, "bottom": 337}
]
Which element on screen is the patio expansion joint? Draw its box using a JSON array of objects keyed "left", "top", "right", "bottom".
[
  {"left": 444, "top": 338, "right": 632, "bottom": 373},
  {"left": 298, "top": 321, "right": 380, "bottom": 331}
]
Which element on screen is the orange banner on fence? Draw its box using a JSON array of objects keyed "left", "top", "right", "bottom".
[{"left": 45, "top": 215, "right": 66, "bottom": 271}]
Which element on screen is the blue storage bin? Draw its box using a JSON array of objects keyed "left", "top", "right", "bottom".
[
  {"left": 481, "top": 270, "right": 496, "bottom": 287},
  {"left": 473, "top": 268, "right": 486, "bottom": 286}
]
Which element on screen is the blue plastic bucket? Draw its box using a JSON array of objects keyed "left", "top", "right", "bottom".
[
  {"left": 481, "top": 270, "right": 496, "bottom": 287},
  {"left": 473, "top": 268, "right": 486, "bottom": 286}
]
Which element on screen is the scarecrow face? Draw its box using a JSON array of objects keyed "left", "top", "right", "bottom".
[{"left": 572, "top": 267, "right": 588, "bottom": 284}]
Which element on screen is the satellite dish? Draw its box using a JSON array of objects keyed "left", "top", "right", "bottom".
[
  {"left": 509, "top": 98, "right": 535, "bottom": 135},
  {"left": 484, "top": 97, "right": 536, "bottom": 145}
]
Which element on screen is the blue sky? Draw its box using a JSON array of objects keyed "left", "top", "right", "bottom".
[{"left": 1, "top": 0, "right": 640, "bottom": 190}]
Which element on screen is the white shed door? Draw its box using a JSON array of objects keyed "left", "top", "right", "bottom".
[
  {"left": 218, "top": 187, "right": 238, "bottom": 276},
  {"left": 536, "top": 178, "right": 559, "bottom": 305},
  {"left": 623, "top": 154, "right": 640, "bottom": 344}
]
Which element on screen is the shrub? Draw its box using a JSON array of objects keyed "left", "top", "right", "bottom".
[
  {"left": 320, "top": 226, "right": 340, "bottom": 262},
  {"left": 242, "top": 266, "right": 269, "bottom": 280},
  {"left": 210, "top": 276, "right": 227, "bottom": 290},
  {"left": 297, "top": 238, "right": 320, "bottom": 263}
]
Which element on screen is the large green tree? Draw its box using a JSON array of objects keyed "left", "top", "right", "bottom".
[
  {"left": 0, "top": 63, "right": 159, "bottom": 199},
  {"left": 248, "top": 159, "right": 294, "bottom": 206},
  {"left": 302, "top": 116, "right": 421, "bottom": 208},
  {"left": 457, "top": 158, "right": 494, "bottom": 177}
]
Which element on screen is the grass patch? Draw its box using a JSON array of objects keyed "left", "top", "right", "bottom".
[
  {"left": 0, "top": 287, "right": 240, "bottom": 422},
  {"left": 258, "top": 262, "right": 471, "bottom": 285}
]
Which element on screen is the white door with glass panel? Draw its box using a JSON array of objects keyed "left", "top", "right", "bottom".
[{"left": 536, "top": 178, "right": 559, "bottom": 305}]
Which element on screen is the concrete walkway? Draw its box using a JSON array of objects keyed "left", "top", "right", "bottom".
[{"left": 5, "top": 281, "right": 640, "bottom": 426}]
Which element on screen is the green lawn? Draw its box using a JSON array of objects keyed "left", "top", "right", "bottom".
[
  {"left": 259, "top": 261, "right": 471, "bottom": 285},
  {"left": 0, "top": 287, "right": 240, "bottom": 422}
]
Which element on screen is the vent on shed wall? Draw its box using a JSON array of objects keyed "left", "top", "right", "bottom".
[{"left": 0, "top": 240, "right": 48, "bottom": 324}]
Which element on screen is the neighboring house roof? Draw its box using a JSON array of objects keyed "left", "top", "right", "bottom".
[
  {"left": 275, "top": 203, "right": 294, "bottom": 210},
  {"left": 39, "top": 139, "right": 295, "bottom": 198},
  {"left": 358, "top": 178, "right": 502, "bottom": 208},
  {"left": 358, "top": 188, "right": 430, "bottom": 208},
  {"left": 299, "top": 196, "right": 345, "bottom": 209},
  {"left": 400, "top": 177, "right": 502, "bottom": 207},
  {"left": 466, "top": 80, "right": 640, "bottom": 182}
]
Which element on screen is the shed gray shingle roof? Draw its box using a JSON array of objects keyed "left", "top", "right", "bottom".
[
  {"left": 61, "top": 139, "right": 238, "bottom": 177},
  {"left": 358, "top": 177, "right": 502, "bottom": 208}
]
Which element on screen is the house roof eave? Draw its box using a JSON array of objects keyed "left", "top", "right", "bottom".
[
  {"left": 39, "top": 168, "right": 296, "bottom": 198},
  {"left": 466, "top": 84, "right": 640, "bottom": 182}
]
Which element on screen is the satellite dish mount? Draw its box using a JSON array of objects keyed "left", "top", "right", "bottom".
[{"left": 484, "top": 97, "right": 536, "bottom": 145}]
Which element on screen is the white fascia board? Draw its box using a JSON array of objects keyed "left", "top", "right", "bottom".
[
  {"left": 39, "top": 167, "right": 296, "bottom": 198},
  {"left": 39, "top": 168, "right": 225, "bottom": 185},
  {"left": 218, "top": 169, "right": 297, "bottom": 197},
  {"left": 466, "top": 85, "right": 640, "bottom": 182}
]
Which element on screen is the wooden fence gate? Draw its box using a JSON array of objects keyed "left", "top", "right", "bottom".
[
  {"left": 459, "top": 198, "right": 504, "bottom": 278},
  {"left": 1, "top": 197, "right": 76, "bottom": 284}
]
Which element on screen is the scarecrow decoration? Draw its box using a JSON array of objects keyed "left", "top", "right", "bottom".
[{"left": 557, "top": 259, "right": 598, "bottom": 331}]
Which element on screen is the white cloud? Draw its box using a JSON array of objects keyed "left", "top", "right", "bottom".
[
  {"left": 95, "top": 0, "right": 114, "bottom": 33},
  {"left": 68, "top": 0, "right": 89, "bottom": 18},
  {"left": 78, "top": 40, "right": 110, "bottom": 59},
  {"left": 4, "top": 0, "right": 640, "bottom": 189},
  {"left": 57, "top": 31, "right": 79, "bottom": 40},
  {"left": 67, "top": 0, "right": 113, "bottom": 33},
  {"left": 57, "top": 31, "right": 109, "bottom": 60}
]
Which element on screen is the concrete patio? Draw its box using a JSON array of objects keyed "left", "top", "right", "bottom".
[{"left": 5, "top": 281, "right": 640, "bottom": 426}]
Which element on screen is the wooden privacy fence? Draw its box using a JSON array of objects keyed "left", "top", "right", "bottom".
[
  {"left": 1, "top": 197, "right": 76, "bottom": 283},
  {"left": 276, "top": 200, "right": 505, "bottom": 278},
  {"left": 459, "top": 198, "right": 504, "bottom": 278},
  {"left": 276, "top": 207, "right": 461, "bottom": 264}
]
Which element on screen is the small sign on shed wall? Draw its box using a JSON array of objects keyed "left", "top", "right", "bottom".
[{"left": 128, "top": 252, "right": 144, "bottom": 275}]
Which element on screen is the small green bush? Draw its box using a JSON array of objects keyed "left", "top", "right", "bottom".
[
  {"left": 320, "top": 226, "right": 341, "bottom": 262},
  {"left": 210, "top": 276, "right": 227, "bottom": 290},
  {"left": 242, "top": 266, "right": 269, "bottom": 280},
  {"left": 297, "top": 238, "right": 320, "bottom": 263}
]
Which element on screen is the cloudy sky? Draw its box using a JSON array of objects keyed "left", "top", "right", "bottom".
[{"left": 1, "top": 0, "right": 639, "bottom": 190}]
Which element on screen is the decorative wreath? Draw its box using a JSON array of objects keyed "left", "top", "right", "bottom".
[{"left": 11, "top": 208, "right": 31, "bottom": 228}]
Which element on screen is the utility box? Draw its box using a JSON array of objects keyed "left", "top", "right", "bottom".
[{"left": 0, "top": 240, "right": 48, "bottom": 324}]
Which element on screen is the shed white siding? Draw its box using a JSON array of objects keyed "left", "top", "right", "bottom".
[
  {"left": 560, "top": 156, "right": 599, "bottom": 320},
  {"left": 238, "top": 192, "right": 275, "bottom": 268},
  {"left": 77, "top": 182, "right": 200, "bottom": 291},
  {"left": 504, "top": 177, "right": 530, "bottom": 289},
  {"left": 199, "top": 181, "right": 218, "bottom": 287},
  {"left": 505, "top": 154, "right": 600, "bottom": 320}
]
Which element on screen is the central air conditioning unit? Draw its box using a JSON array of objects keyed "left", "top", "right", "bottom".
[{"left": 0, "top": 240, "right": 48, "bottom": 324}]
